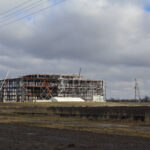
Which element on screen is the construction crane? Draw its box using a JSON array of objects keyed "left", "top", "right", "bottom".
[
  {"left": 0, "top": 71, "right": 9, "bottom": 102},
  {"left": 0, "top": 71, "right": 9, "bottom": 91},
  {"left": 134, "top": 78, "right": 141, "bottom": 102},
  {"left": 78, "top": 67, "right": 82, "bottom": 78},
  {"left": 43, "top": 80, "right": 52, "bottom": 98}
]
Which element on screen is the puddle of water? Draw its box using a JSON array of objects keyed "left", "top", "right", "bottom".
[
  {"left": 25, "top": 132, "right": 36, "bottom": 135},
  {"left": 2, "top": 116, "right": 150, "bottom": 132},
  {"left": 45, "top": 120, "right": 150, "bottom": 132},
  {"left": 133, "top": 126, "right": 150, "bottom": 131}
]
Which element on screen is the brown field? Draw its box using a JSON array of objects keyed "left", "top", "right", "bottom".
[{"left": 0, "top": 102, "right": 150, "bottom": 149}]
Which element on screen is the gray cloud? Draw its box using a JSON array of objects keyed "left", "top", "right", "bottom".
[{"left": 0, "top": 0, "right": 150, "bottom": 98}]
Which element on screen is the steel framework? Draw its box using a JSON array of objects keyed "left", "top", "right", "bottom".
[{"left": 0, "top": 74, "right": 104, "bottom": 102}]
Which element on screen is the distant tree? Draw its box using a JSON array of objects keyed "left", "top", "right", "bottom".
[
  {"left": 107, "top": 98, "right": 115, "bottom": 102},
  {"left": 142, "top": 96, "right": 150, "bottom": 102}
]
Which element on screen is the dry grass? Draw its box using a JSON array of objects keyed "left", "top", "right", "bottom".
[
  {"left": 1, "top": 101, "right": 150, "bottom": 107},
  {"left": 0, "top": 114, "right": 150, "bottom": 138},
  {"left": 0, "top": 102, "right": 150, "bottom": 138}
]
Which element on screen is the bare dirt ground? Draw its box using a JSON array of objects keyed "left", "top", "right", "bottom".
[
  {"left": 0, "top": 103, "right": 150, "bottom": 150},
  {"left": 0, "top": 123, "right": 150, "bottom": 150}
]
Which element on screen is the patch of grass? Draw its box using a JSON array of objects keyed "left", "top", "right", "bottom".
[
  {"left": 29, "top": 122, "right": 150, "bottom": 138},
  {"left": 0, "top": 102, "right": 150, "bottom": 138},
  {"left": 0, "top": 114, "right": 150, "bottom": 138},
  {"left": 1, "top": 102, "right": 150, "bottom": 107}
]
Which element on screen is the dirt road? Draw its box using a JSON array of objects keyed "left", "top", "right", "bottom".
[{"left": 0, "top": 123, "right": 149, "bottom": 150}]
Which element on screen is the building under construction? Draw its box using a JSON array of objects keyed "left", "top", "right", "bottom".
[{"left": 0, "top": 74, "right": 105, "bottom": 102}]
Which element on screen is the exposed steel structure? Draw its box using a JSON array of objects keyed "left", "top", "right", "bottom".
[{"left": 0, "top": 74, "right": 104, "bottom": 102}]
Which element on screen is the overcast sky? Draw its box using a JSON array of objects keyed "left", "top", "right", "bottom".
[{"left": 0, "top": 0, "right": 150, "bottom": 99}]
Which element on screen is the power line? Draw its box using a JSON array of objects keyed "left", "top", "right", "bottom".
[
  {"left": 0, "top": 0, "right": 66, "bottom": 28},
  {"left": 0, "top": 0, "right": 35, "bottom": 16},
  {"left": 0, "top": 0, "right": 48, "bottom": 24},
  {"left": 0, "top": 0, "right": 63, "bottom": 25},
  {"left": 0, "top": 0, "right": 44, "bottom": 18}
]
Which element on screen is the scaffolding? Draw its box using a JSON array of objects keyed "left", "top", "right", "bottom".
[{"left": 0, "top": 74, "right": 104, "bottom": 102}]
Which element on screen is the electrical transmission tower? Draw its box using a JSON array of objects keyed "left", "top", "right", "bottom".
[{"left": 134, "top": 78, "right": 141, "bottom": 102}]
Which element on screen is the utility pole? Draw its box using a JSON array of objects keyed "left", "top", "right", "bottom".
[
  {"left": 135, "top": 78, "right": 137, "bottom": 101},
  {"left": 78, "top": 68, "right": 82, "bottom": 97},
  {"left": 102, "top": 80, "right": 106, "bottom": 101}
]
